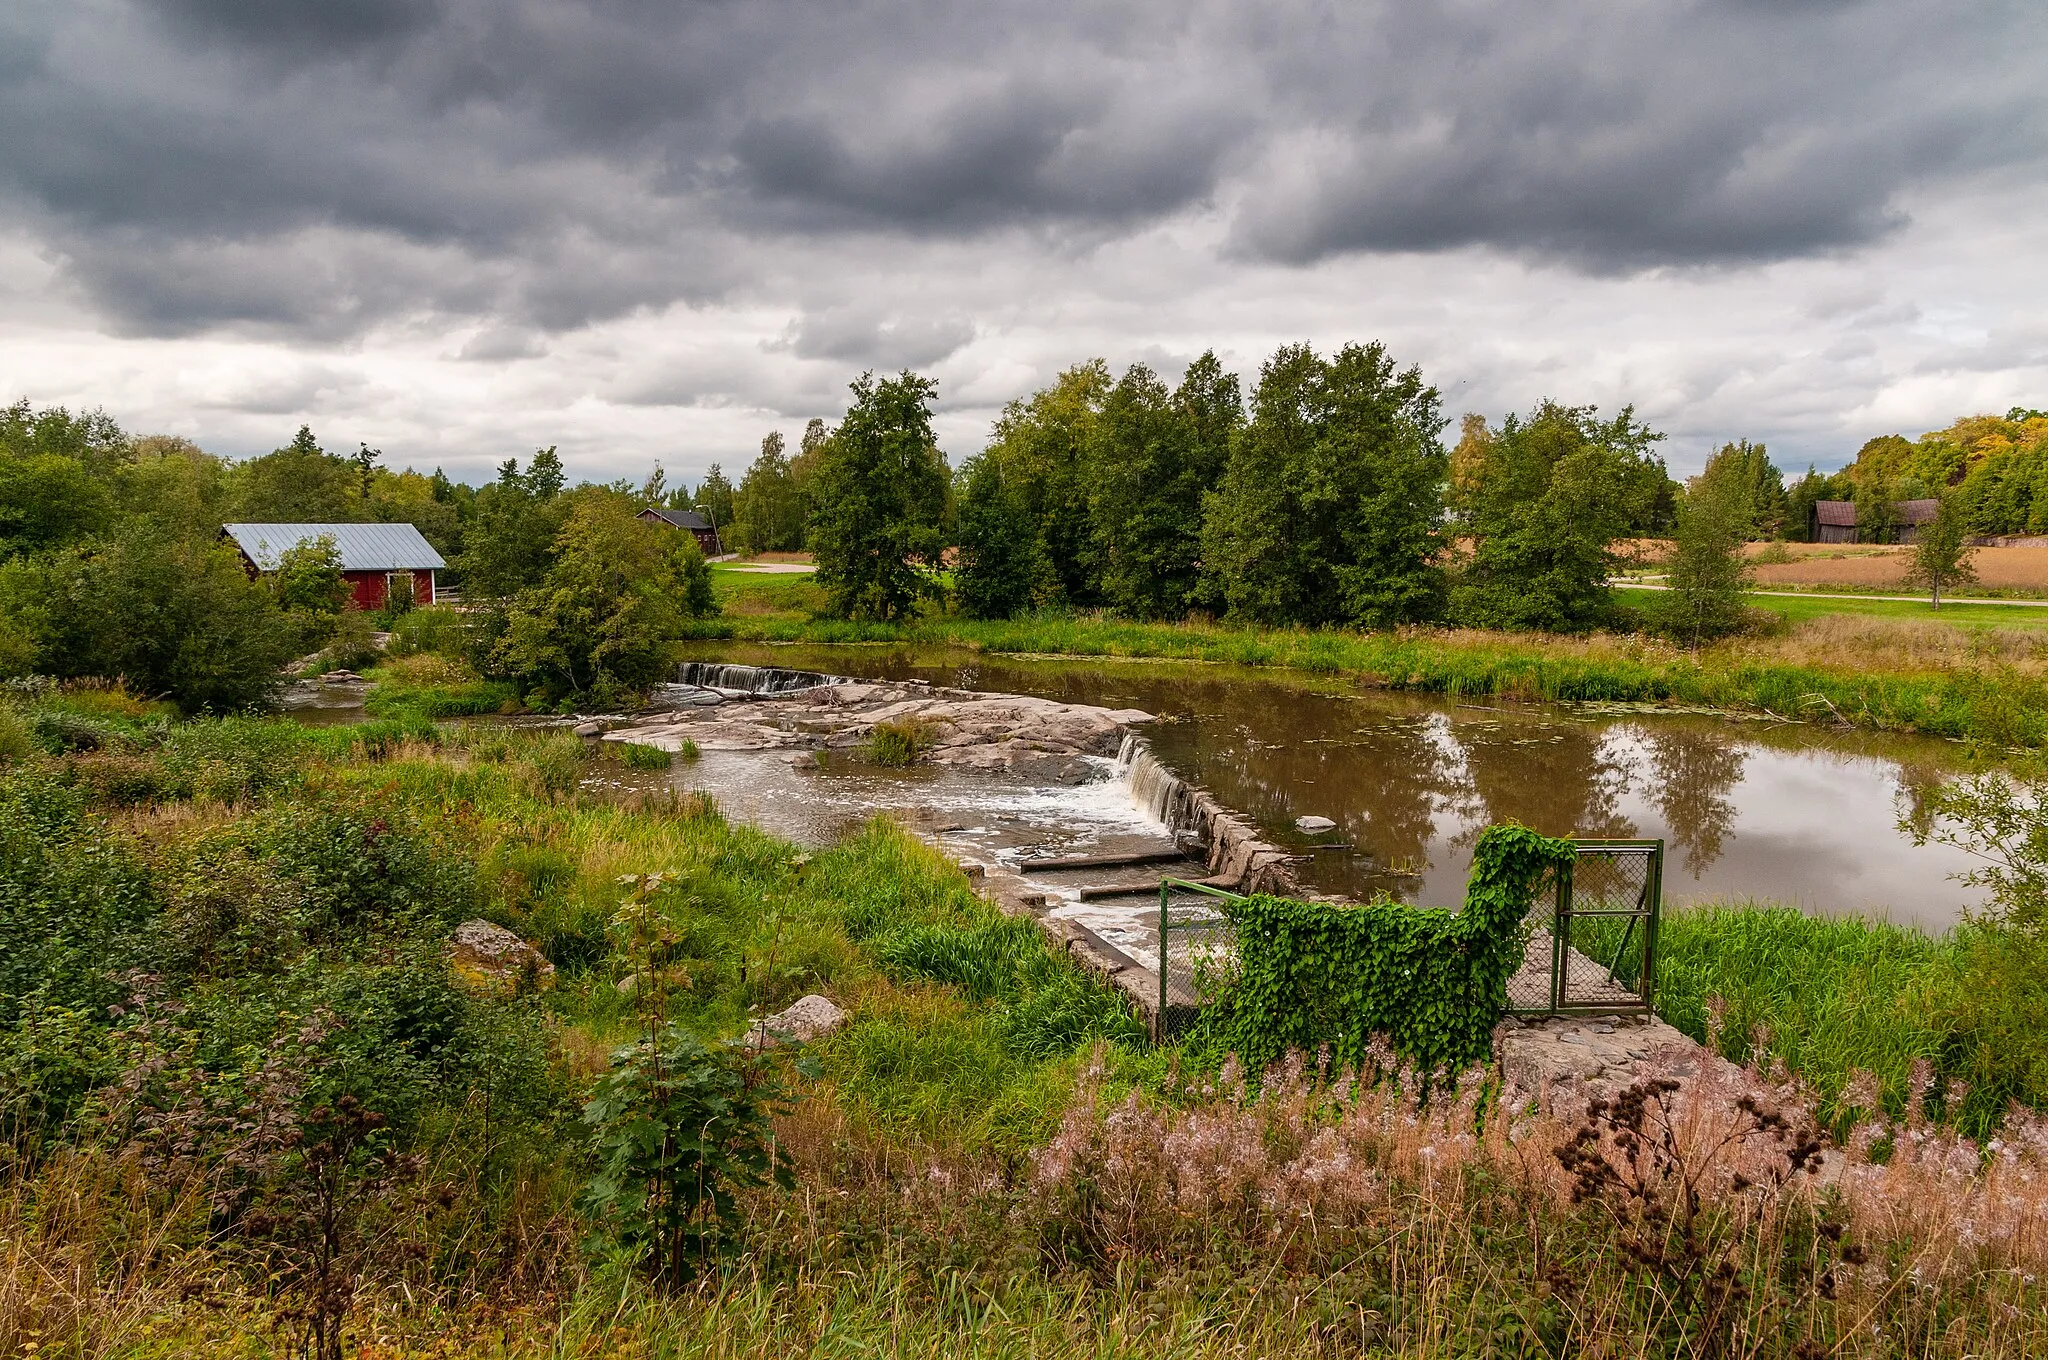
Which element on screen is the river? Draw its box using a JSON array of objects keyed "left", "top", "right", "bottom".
[{"left": 672, "top": 643, "right": 1984, "bottom": 930}]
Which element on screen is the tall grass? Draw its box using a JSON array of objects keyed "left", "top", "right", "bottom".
[
  {"left": 682, "top": 608, "right": 2048, "bottom": 746},
  {"left": 1650, "top": 901, "right": 2048, "bottom": 1137}
]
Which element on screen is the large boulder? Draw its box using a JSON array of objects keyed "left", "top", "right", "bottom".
[
  {"left": 449, "top": 919, "right": 556, "bottom": 993},
  {"left": 750, "top": 993, "right": 847, "bottom": 1047}
]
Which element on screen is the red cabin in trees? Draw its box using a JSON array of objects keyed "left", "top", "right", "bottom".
[
  {"left": 222, "top": 523, "right": 447, "bottom": 610},
  {"left": 635, "top": 506, "right": 724, "bottom": 556}
]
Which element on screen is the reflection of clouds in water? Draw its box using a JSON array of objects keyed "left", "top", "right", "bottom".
[{"left": 667, "top": 646, "right": 1987, "bottom": 927}]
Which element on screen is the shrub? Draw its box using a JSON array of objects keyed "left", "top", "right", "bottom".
[
  {"left": 386, "top": 606, "right": 467, "bottom": 659},
  {"left": 320, "top": 609, "right": 382, "bottom": 673},
  {"left": 582, "top": 1026, "right": 805, "bottom": 1286}
]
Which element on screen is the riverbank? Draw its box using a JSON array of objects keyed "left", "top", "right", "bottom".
[
  {"left": 682, "top": 606, "right": 2048, "bottom": 747},
  {"left": 8, "top": 690, "right": 2048, "bottom": 1356}
]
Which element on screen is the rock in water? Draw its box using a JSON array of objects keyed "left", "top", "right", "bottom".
[
  {"left": 751, "top": 994, "right": 847, "bottom": 1046},
  {"left": 1295, "top": 815, "right": 1337, "bottom": 833},
  {"left": 449, "top": 919, "right": 556, "bottom": 992},
  {"left": 572, "top": 719, "right": 605, "bottom": 737}
]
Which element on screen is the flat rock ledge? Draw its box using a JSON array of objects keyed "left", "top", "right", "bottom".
[
  {"left": 1495, "top": 1013, "right": 1722, "bottom": 1109},
  {"left": 605, "top": 680, "right": 1154, "bottom": 779}
]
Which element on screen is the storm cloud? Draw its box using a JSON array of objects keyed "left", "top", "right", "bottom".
[
  {"left": 4, "top": 0, "right": 2039, "bottom": 336},
  {"left": 0, "top": 0, "right": 2043, "bottom": 476}
]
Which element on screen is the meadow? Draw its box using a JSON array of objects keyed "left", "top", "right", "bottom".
[{"left": 8, "top": 678, "right": 2048, "bottom": 1356}]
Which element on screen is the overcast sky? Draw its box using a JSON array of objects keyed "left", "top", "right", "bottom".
[{"left": 3, "top": 0, "right": 2044, "bottom": 486}]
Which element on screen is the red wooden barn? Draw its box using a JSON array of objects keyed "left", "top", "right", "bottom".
[{"left": 222, "top": 522, "right": 446, "bottom": 610}]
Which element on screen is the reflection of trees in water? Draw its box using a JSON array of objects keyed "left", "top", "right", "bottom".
[
  {"left": 1452, "top": 718, "right": 1636, "bottom": 846},
  {"left": 1153, "top": 699, "right": 1462, "bottom": 889},
  {"left": 1892, "top": 758, "right": 1951, "bottom": 842},
  {"left": 1634, "top": 724, "right": 1745, "bottom": 876}
]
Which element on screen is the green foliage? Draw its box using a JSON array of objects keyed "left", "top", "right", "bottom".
[
  {"left": 953, "top": 453, "right": 1050, "bottom": 620},
  {"left": 490, "top": 491, "right": 717, "bottom": 705},
  {"left": 809, "top": 372, "right": 951, "bottom": 621},
  {"left": 385, "top": 605, "right": 468, "bottom": 657},
  {"left": 620, "top": 741, "right": 673, "bottom": 770},
  {"left": 582, "top": 1025, "right": 802, "bottom": 1285},
  {"left": 1913, "top": 754, "right": 2048, "bottom": 933},
  {"left": 320, "top": 607, "right": 382, "bottom": 672},
  {"left": 690, "top": 463, "right": 735, "bottom": 538},
  {"left": 457, "top": 450, "right": 571, "bottom": 599},
  {"left": 1202, "top": 342, "right": 1449, "bottom": 629},
  {"left": 864, "top": 717, "right": 936, "bottom": 767},
  {"left": 234, "top": 425, "right": 370, "bottom": 523},
  {"left": 1656, "top": 468, "right": 1754, "bottom": 645},
  {"left": 1908, "top": 493, "right": 1979, "bottom": 608},
  {"left": 1087, "top": 354, "right": 1240, "bottom": 620},
  {"left": 7, "top": 525, "right": 299, "bottom": 712},
  {"left": 1695, "top": 439, "right": 1788, "bottom": 540},
  {"left": 270, "top": 534, "right": 352, "bottom": 616},
  {"left": 1452, "top": 401, "right": 1674, "bottom": 632},
  {"left": 1197, "top": 824, "right": 1574, "bottom": 1077},
  {"left": 731, "top": 432, "right": 807, "bottom": 554},
  {"left": 979, "top": 361, "right": 1112, "bottom": 608}
]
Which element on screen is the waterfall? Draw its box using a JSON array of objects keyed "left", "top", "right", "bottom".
[
  {"left": 673, "top": 662, "right": 846, "bottom": 695},
  {"left": 1115, "top": 733, "right": 1201, "bottom": 837},
  {"left": 1114, "top": 732, "right": 1302, "bottom": 896}
]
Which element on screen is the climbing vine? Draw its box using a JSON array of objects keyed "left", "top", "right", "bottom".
[{"left": 1194, "top": 824, "right": 1575, "bottom": 1077}]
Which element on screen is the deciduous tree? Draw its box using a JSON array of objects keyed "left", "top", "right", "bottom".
[
  {"left": 1451, "top": 401, "right": 1669, "bottom": 632},
  {"left": 1200, "top": 342, "right": 1447, "bottom": 629},
  {"left": 1908, "top": 493, "right": 1978, "bottom": 609},
  {"left": 808, "top": 372, "right": 950, "bottom": 621}
]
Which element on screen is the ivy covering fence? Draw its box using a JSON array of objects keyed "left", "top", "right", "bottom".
[{"left": 1196, "top": 824, "right": 1577, "bottom": 1075}]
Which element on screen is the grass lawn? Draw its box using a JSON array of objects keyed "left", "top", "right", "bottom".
[{"left": 1613, "top": 584, "right": 2048, "bottom": 630}]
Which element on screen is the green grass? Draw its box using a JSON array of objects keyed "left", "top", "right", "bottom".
[
  {"left": 1614, "top": 584, "right": 2048, "bottom": 630},
  {"left": 1647, "top": 902, "right": 2048, "bottom": 1139},
  {"left": 683, "top": 599, "right": 2048, "bottom": 746}
]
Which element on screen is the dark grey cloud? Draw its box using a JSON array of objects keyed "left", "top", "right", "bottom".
[
  {"left": 0, "top": 0, "right": 2041, "bottom": 342},
  {"left": 768, "top": 307, "right": 977, "bottom": 369}
]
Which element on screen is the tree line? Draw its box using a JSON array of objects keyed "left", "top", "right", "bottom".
[
  {"left": 0, "top": 402, "right": 714, "bottom": 712},
  {"left": 4, "top": 360, "right": 2028, "bottom": 709}
]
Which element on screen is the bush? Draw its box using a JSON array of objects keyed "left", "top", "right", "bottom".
[
  {"left": 320, "top": 609, "right": 382, "bottom": 673},
  {"left": 387, "top": 605, "right": 466, "bottom": 658},
  {"left": 582, "top": 1026, "right": 804, "bottom": 1286}
]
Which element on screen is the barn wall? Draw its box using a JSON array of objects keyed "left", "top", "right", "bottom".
[{"left": 345, "top": 571, "right": 389, "bottom": 610}]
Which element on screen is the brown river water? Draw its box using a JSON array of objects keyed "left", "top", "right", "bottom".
[{"left": 666, "top": 643, "right": 1985, "bottom": 931}]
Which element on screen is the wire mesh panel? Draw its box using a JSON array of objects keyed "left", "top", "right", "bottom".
[
  {"left": 1155, "top": 880, "right": 1239, "bottom": 1039},
  {"left": 1506, "top": 839, "right": 1663, "bottom": 1015}
]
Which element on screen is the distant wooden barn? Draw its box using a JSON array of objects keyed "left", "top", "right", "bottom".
[
  {"left": 636, "top": 506, "right": 723, "bottom": 556},
  {"left": 1808, "top": 499, "right": 1941, "bottom": 545},
  {"left": 222, "top": 522, "right": 445, "bottom": 610}
]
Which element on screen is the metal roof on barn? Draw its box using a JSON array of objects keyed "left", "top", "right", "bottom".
[
  {"left": 637, "top": 506, "right": 714, "bottom": 531},
  {"left": 222, "top": 523, "right": 447, "bottom": 572}
]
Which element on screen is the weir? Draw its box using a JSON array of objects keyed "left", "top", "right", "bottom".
[
  {"left": 1112, "top": 733, "right": 1301, "bottom": 896},
  {"left": 672, "top": 661, "right": 845, "bottom": 694}
]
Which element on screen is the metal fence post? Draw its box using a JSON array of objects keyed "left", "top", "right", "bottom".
[
  {"left": 1157, "top": 879, "right": 1170, "bottom": 1040},
  {"left": 1550, "top": 858, "right": 1572, "bottom": 1013}
]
